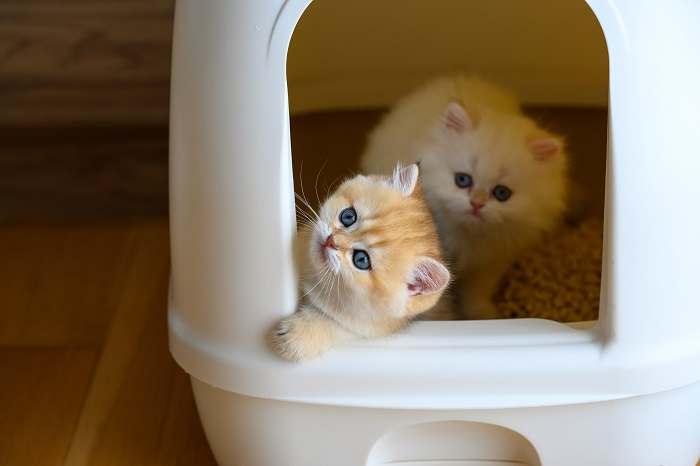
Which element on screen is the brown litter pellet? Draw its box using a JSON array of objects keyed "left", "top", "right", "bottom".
[{"left": 493, "top": 217, "right": 603, "bottom": 323}]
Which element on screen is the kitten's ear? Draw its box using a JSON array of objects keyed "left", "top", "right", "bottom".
[
  {"left": 389, "top": 162, "right": 419, "bottom": 197},
  {"left": 407, "top": 257, "right": 451, "bottom": 296},
  {"left": 529, "top": 134, "right": 564, "bottom": 161},
  {"left": 443, "top": 101, "right": 476, "bottom": 133}
]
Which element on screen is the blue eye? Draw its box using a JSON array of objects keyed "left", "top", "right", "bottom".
[
  {"left": 454, "top": 172, "right": 473, "bottom": 188},
  {"left": 352, "top": 249, "right": 371, "bottom": 270},
  {"left": 492, "top": 185, "right": 512, "bottom": 202},
  {"left": 339, "top": 207, "right": 357, "bottom": 227}
]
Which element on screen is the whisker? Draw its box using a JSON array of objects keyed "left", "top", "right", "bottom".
[
  {"left": 320, "top": 263, "right": 335, "bottom": 305},
  {"left": 325, "top": 172, "right": 348, "bottom": 198},
  {"left": 300, "top": 264, "right": 331, "bottom": 299},
  {"left": 313, "top": 160, "right": 328, "bottom": 209},
  {"left": 295, "top": 192, "right": 321, "bottom": 222},
  {"left": 297, "top": 161, "right": 321, "bottom": 221},
  {"left": 335, "top": 269, "right": 342, "bottom": 306},
  {"left": 295, "top": 206, "right": 317, "bottom": 226},
  {"left": 295, "top": 203, "right": 314, "bottom": 217}
]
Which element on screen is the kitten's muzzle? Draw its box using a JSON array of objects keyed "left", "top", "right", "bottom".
[
  {"left": 470, "top": 200, "right": 485, "bottom": 216},
  {"left": 321, "top": 234, "right": 338, "bottom": 250}
]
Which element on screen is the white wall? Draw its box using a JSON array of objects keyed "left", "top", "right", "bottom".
[{"left": 288, "top": 0, "right": 609, "bottom": 114}]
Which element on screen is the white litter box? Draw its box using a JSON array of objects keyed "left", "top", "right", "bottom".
[{"left": 168, "top": 1, "right": 700, "bottom": 464}]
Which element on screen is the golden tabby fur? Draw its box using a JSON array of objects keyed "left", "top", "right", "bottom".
[{"left": 272, "top": 163, "right": 450, "bottom": 361}]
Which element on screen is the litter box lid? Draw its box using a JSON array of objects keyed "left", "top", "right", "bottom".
[{"left": 168, "top": 0, "right": 700, "bottom": 410}]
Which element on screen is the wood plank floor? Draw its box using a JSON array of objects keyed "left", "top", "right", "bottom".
[{"left": 0, "top": 220, "right": 216, "bottom": 466}]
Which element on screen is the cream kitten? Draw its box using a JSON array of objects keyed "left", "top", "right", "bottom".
[
  {"left": 361, "top": 76, "right": 567, "bottom": 320},
  {"left": 272, "top": 163, "right": 451, "bottom": 362}
]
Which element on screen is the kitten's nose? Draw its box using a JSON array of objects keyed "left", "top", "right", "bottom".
[
  {"left": 470, "top": 200, "right": 485, "bottom": 211},
  {"left": 322, "top": 234, "right": 338, "bottom": 250}
]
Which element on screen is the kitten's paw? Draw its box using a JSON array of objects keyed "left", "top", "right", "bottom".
[{"left": 271, "top": 314, "right": 332, "bottom": 362}]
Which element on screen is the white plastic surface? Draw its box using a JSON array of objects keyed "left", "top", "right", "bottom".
[
  {"left": 170, "top": 306, "right": 700, "bottom": 410},
  {"left": 169, "top": 0, "right": 700, "bottom": 464},
  {"left": 379, "top": 463, "right": 524, "bottom": 466},
  {"left": 192, "top": 377, "right": 700, "bottom": 466}
]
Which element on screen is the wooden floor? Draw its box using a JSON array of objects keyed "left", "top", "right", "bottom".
[
  {"left": 0, "top": 219, "right": 217, "bottom": 466},
  {"left": 1, "top": 109, "right": 696, "bottom": 465}
]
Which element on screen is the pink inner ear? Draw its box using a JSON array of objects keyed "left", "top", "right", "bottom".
[
  {"left": 391, "top": 162, "right": 419, "bottom": 196},
  {"left": 530, "top": 137, "right": 562, "bottom": 161},
  {"left": 408, "top": 258, "right": 450, "bottom": 296},
  {"left": 443, "top": 101, "right": 473, "bottom": 133}
]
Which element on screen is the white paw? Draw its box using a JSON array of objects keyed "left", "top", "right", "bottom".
[{"left": 271, "top": 315, "right": 329, "bottom": 362}]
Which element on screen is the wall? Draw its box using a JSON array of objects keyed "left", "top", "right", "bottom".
[{"left": 288, "top": 0, "right": 609, "bottom": 114}]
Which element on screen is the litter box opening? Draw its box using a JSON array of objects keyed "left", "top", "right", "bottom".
[
  {"left": 285, "top": 0, "right": 609, "bottom": 325},
  {"left": 366, "top": 420, "right": 541, "bottom": 466}
]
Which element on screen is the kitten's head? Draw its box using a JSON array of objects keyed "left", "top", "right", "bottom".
[
  {"left": 420, "top": 101, "right": 567, "bottom": 236},
  {"left": 304, "top": 163, "right": 450, "bottom": 331}
]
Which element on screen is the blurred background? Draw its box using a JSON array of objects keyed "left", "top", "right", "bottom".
[
  {"left": 290, "top": 0, "right": 608, "bottom": 112},
  {"left": 0, "top": 0, "right": 608, "bottom": 222},
  {"left": 1, "top": 1, "right": 609, "bottom": 465}
]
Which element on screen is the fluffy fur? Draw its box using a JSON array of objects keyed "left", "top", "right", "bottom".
[
  {"left": 361, "top": 76, "right": 568, "bottom": 319},
  {"left": 272, "top": 163, "right": 451, "bottom": 361}
]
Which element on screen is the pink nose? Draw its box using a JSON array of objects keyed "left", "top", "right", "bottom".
[
  {"left": 322, "top": 235, "right": 337, "bottom": 250},
  {"left": 470, "top": 200, "right": 485, "bottom": 211}
]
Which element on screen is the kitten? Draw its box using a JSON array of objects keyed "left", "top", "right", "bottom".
[
  {"left": 272, "top": 163, "right": 451, "bottom": 362},
  {"left": 361, "top": 75, "right": 568, "bottom": 320}
]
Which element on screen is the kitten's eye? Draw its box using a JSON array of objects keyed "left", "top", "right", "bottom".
[
  {"left": 339, "top": 207, "right": 357, "bottom": 227},
  {"left": 352, "top": 249, "right": 371, "bottom": 270},
  {"left": 454, "top": 172, "right": 473, "bottom": 189},
  {"left": 492, "top": 185, "right": 512, "bottom": 202}
]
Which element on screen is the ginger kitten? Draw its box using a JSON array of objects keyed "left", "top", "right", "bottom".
[
  {"left": 272, "top": 163, "right": 450, "bottom": 362},
  {"left": 361, "top": 76, "right": 568, "bottom": 319}
]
